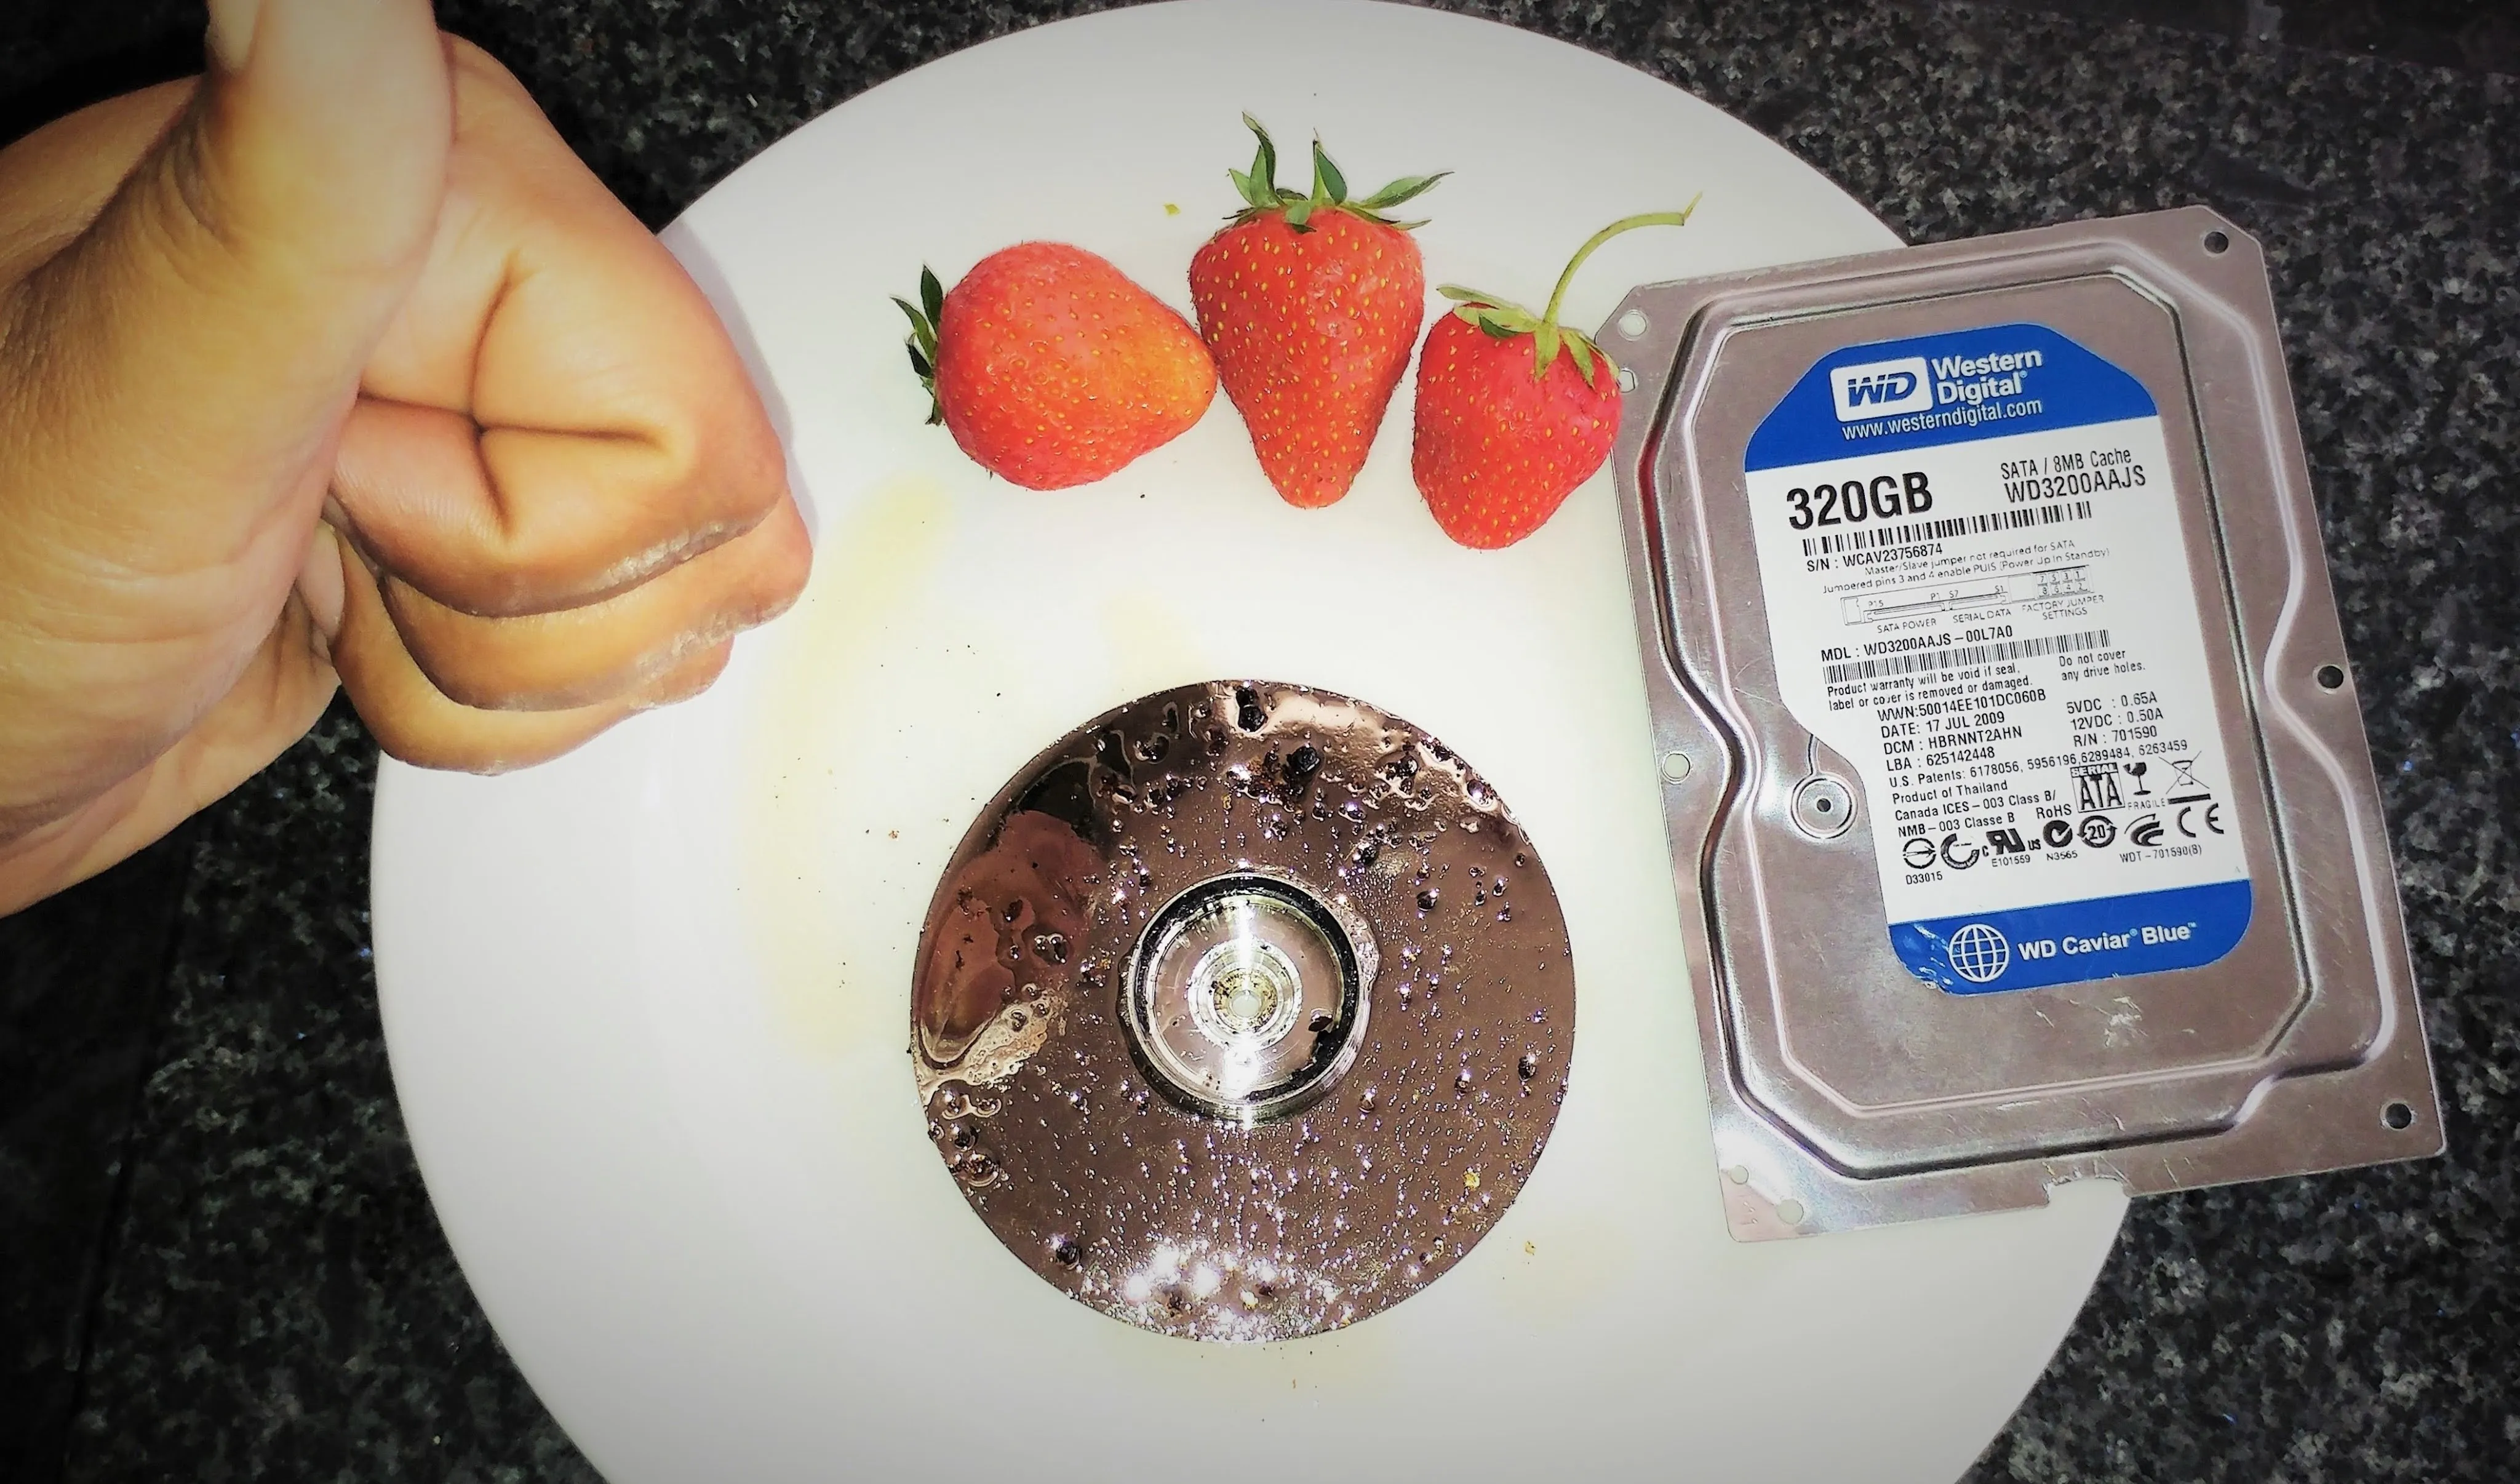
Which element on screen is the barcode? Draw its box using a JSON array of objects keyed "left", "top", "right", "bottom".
[
  {"left": 1825, "top": 628, "right": 2111, "bottom": 686},
  {"left": 1800, "top": 499, "right": 2094, "bottom": 557}
]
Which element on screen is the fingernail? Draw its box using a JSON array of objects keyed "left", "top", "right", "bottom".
[
  {"left": 207, "top": 0, "right": 440, "bottom": 87},
  {"left": 204, "top": 0, "right": 261, "bottom": 73}
]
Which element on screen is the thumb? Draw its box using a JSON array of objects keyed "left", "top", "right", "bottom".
[
  {"left": 18, "top": 0, "right": 450, "bottom": 572},
  {"left": 0, "top": 0, "right": 451, "bottom": 873}
]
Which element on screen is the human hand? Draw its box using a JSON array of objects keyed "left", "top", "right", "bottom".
[{"left": 0, "top": 0, "right": 809, "bottom": 914}]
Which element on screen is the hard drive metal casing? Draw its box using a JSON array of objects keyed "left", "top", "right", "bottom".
[{"left": 1606, "top": 207, "right": 2442, "bottom": 1240}]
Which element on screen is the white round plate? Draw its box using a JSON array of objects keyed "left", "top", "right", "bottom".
[{"left": 373, "top": 3, "right": 2126, "bottom": 1479}]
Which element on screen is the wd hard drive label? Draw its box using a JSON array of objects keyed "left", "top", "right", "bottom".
[{"left": 1743, "top": 323, "right": 2251, "bottom": 994}]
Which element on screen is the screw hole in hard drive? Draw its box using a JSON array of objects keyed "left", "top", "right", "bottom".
[
  {"left": 2204, "top": 229, "right": 2231, "bottom": 253},
  {"left": 2316, "top": 664, "right": 2346, "bottom": 689},
  {"left": 2384, "top": 1102, "right": 2416, "bottom": 1131}
]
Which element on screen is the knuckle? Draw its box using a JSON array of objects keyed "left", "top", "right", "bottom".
[
  {"left": 345, "top": 686, "right": 472, "bottom": 772},
  {"left": 730, "top": 423, "right": 791, "bottom": 516},
  {"left": 674, "top": 400, "right": 789, "bottom": 526},
  {"left": 646, "top": 640, "right": 733, "bottom": 708},
  {"left": 402, "top": 645, "right": 525, "bottom": 712},
  {"left": 378, "top": 593, "right": 511, "bottom": 710},
  {"left": 758, "top": 516, "right": 812, "bottom": 613},
  {"left": 386, "top": 614, "right": 583, "bottom": 714}
]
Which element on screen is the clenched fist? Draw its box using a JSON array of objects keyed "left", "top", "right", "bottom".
[{"left": 0, "top": 0, "right": 809, "bottom": 914}]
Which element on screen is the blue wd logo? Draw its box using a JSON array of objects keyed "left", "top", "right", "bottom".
[
  {"left": 1829, "top": 356, "right": 1932, "bottom": 419},
  {"left": 1892, "top": 881, "right": 2254, "bottom": 994}
]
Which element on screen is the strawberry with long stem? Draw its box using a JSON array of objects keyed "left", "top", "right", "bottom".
[{"left": 1411, "top": 203, "right": 1699, "bottom": 548}]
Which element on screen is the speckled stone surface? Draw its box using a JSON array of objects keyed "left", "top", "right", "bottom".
[
  {"left": 0, "top": 2, "right": 2512, "bottom": 1481},
  {"left": 0, "top": 830, "right": 189, "bottom": 1482}
]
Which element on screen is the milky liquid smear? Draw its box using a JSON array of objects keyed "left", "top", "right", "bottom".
[{"left": 736, "top": 474, "right": 958, "bottom": 1059}]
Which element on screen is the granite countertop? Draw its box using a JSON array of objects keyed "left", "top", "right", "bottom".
[{"left": 1, "top": 1, "right": 2512, "bottom": 1480}]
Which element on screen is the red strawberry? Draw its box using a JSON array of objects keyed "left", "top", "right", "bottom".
[
  {"left": 1413, "top": 209, "right": 1697, "bottom": 548},
  {"left": 1189, "top": 116, "right": 1444, "bottom": 508},
  {"left": 896, "top": 243, "right": 1216, "bottom": 490}
]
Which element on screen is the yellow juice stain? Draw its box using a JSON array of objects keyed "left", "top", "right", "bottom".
[{"left": 739, "top": 473, "right": 954, "bottom": 1061}]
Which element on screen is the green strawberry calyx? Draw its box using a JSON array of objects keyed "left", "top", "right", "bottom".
[
  {"left": 1226, "top": 113, "right": 1446, "bottom": 234},
  {"left": 1438, "top": 201, "right": 1704, "bottom": 383},
  {"left": 892, "top": 265, "right": 947, "bottom": 426}
]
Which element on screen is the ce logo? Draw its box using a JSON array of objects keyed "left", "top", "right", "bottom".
[{"left": 2175, "top": 804, "right": 2228, "bottom": 838}]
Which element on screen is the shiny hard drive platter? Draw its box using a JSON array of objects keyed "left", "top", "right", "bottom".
[{"left": 911, "top": 680, "right": 1576, "bottom": 1341}]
